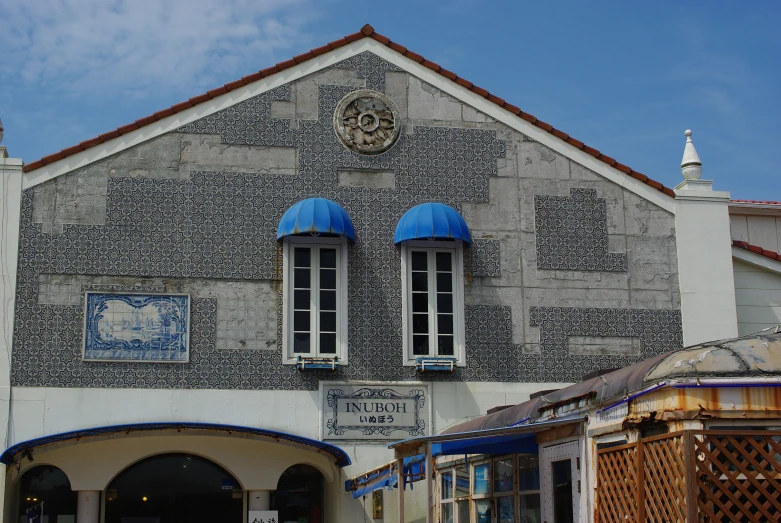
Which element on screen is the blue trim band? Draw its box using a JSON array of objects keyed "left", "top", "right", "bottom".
[{"left": 0, "top": 422, "right": 352, "bottom": 467}]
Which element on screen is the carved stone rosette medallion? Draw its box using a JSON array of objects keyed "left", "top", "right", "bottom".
[{"left": 334, "top": 90, "right": 401, "bottom": 154}]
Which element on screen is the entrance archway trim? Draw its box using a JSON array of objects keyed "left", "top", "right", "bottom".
[{"left": 1, "top": 423, "right": 352, "bottom": 467}]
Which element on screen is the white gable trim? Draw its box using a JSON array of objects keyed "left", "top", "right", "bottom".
[
  {"left": 23, "top": 38, "right": 675, "bottom": 213},
  {"left": 22, "top": 41, "right": 372, "bottom": 190},
  {"left": 733, "top": 246, "right": 781, "bottom": 275}
]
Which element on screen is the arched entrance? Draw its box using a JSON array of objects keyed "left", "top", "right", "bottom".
[
  {"left": 272, "top": 464, "right": 324, "bottom": 523},
  {"left": 18, "top": 465, "right": 78, "bottom": 523},
  {"left": 105, "top": 453, "right": 242, "bottom": 523}
]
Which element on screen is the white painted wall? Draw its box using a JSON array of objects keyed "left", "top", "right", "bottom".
[
  {"left": 733, "top": 258, "right": 781, "bottom": 335},
  {"left": 0, "top": 149, "right": 23, "bottom": 523},
  {"left": 730, "top": 213, "right": 781, "bottom": 251},
  {"left": 7, "top": 381, "right": 566, "bottom": 523},
  {"left": 674, "top": 182, "right": 739, "bottom": 345}
]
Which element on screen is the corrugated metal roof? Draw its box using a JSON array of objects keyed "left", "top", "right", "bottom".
[
  {"left": 394, "top": 202, "right": 471, "bottom": 244},
  {"left": 444, "top": 331, "right": 781, "bottom": 434}
]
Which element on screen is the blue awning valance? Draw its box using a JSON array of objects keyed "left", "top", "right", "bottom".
[
  {"left": 394, "top": 203, "right": 471, "bottom": 245},
  {"left": 277, "top": 198, "right": 356, "bottom": 241},
  {"left": 345, "top": 454, "right": 425, "bottom": 498},
  {"left": 432, "top": 433, "right": 537, "bottom": 457}
]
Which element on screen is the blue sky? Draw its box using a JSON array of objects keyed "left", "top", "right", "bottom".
[{"left": 1, "top": 1, "right": 778, "bottom": 199}]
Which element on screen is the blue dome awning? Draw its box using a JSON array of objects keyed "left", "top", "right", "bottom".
[
  {"left": 277, "top": 198, "right": 356, "bottom": 241},
  {"left": 394, "top": 203, "right": 471, "bottom": 245}
]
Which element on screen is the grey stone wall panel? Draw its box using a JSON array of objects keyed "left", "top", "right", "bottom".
[{"left": 12, "top": 51, "right": 682, "bottom": 390}]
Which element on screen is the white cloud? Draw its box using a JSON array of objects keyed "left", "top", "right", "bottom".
[{"left": 0, "top": 0, "right": 318, "bottom": 98}]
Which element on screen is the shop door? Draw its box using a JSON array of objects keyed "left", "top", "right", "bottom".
[
  {"left": 540, "top": 440, "right": 580, "bottom": 523},
  {"left": 105, "top": 453, "right": 243, "bottom": 523}
]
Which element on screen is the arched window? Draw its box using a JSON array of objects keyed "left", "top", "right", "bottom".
[
  {"left": 395, "top": 203, "right": 470, "bottom": 366},
  {"left": 105, "top": 453, "right": 242, "bottom": 523},
  {"left": 272, "top": 464, "right": 324, "bottom": 523},
  {"left": 277, "top": 198, "right": 355, "bottom": 364},
  {"left": 18, "top": 465, "right": 77, "bottom": 523}
]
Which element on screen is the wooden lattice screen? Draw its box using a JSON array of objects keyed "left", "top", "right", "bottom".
[
  {"left": 694, "top": 430, "right": 781, "bottom": 523},
  {"left": 595, "top": 430, "right": 781, "bottom": 523},
  {"left": 643, "top": 432, "right": 687, "bottom": 523},
  {"left": 595, "top": 442, "right": 638, "bottom": 523}
]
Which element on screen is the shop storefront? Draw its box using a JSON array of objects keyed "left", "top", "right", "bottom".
[{"left": 2, "top": 424, "right": 350, "bottom": 523}]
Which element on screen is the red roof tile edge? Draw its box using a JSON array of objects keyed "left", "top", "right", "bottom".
[
  {"left": 730, "top": 199, "right": 781, "bottom": 206},
  {"left": 22, "top": 24, "right": 675, "bottom": 198},
  {"left": 733, "top": 240, "right": 781, "bottom": 263}
]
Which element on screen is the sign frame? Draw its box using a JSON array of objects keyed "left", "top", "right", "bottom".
[{"left": 319, "top": 381, "right": 432, "bottom": 442}]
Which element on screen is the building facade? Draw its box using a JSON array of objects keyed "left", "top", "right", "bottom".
[{"left": 0, "top": 25, "right": 753, "bottom": 523}]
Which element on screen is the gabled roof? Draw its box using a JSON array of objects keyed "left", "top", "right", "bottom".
[{"left": 22, "top": 24, "right": 675, "bottom": 198}]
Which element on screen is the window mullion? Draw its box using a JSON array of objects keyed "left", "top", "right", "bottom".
[
  {"left": 312, "top": 246, "right": 320, "bottom": 356},
  {"left": 428, "top": 250, "right": 438, "bottom": 356}
]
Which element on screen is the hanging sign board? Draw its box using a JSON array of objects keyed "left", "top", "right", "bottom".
[
  {"left": 248, "top": 511, "right": 278, "bottom": 523},
  {"left": 320, "top": 382, "right": 431, "bottom": 441}
]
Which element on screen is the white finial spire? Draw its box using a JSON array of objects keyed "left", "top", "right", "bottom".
[{"left": 681, "top": 129, "right": 702, "bottom": 180}]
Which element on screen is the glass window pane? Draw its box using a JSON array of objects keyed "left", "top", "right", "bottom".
[
  {"left": 320, "top": 268, "right": 336, "bottom": 290},
  {"left": 319, "top": 290, "right": 336, "bottom": 311},
  {"left": 320, "top": 248, "right": 336, "bottom": 268},
  {"left": 519, "top": 493, "right": 541, "bottom": 523},
  {"left": 441, "top": 502, "right": 453, "bottom": 523},
  {"left": 411, "top": 251, "right": 427, "bottom": 271},
  {"left": 412, "top": 335, "right": 429, "bottom": 355},
  {"left": 455, "top": 466, "right": 469, "bottom": 497},
  {"left": 294, "top": 290, "right": 310, "bottom": 310},
  {"left": 412, "top": 314, "right": 429, "bottom": 334},
  {"left": 294, "top": 311, "right": 310, "bottom": 332},
  {"left": 494, "top": 459, "right": 514, "bottom": 493},
  {"left": 293, "top": 332, "right": 310, "bottom": 353},
  {"left": 412, "top": 272, "right": 428, "bottom": 291},
  {"left": 320, "top": 311, "right": 336, "bottom": 332},
  {"left": 436, "top": 272, "right": 452, "bottom": 292},
  {"left": 475, "top": 499, "right": 490, "bottom": 523},
  {"left": 437, "top": 293, "right": 453, "bottom": 313},
  {"left": 294, "top": 248, "right": 310, "bottom": 267},
  {"left": 437, "top": 335, "right": 454, "bottom": 356},
  {"left": 412, "top": 293, "right": 428, "bottom": 313},
  {"left": 473, "top": 463, "right": 490, "bottom": 496},
  {"left": 436, "top": 252, "right": 452, "bottom": 272},
  {"left": 441, "top": 471, "right": 453, "bottom": 500},
  {"left": 319, "top": 333, "right": 336, "bottom": 354},
  {"left": 438, "top": 314, "right": 453, "bottom": 334},
  {"left": 294, "top": 268, "right": 310, "bottom": 289},
  {"left": 457, "top": 500, "right": 469, "bottom": 523},
  {"left": 518, "top": 455, "right": 540, "bottom": 491},
  {"left": 497, "top": 496, "right": 515, "bottom": 523}
]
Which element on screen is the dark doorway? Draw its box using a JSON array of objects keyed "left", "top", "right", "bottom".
[
  {"left": 18, "top": 465, "right": 78, "bottom": 523},
  {"left": 105, "top": 453, "right": 242, "bottom": 523},
  {"left": 271, "top": 464, "right": 324, "bottom": 523},
  {"left": 551, "top": 459, "right": 574, "bottom": 523}
]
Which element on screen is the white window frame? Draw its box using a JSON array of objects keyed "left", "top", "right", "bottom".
[
  {"left": 282, "top": 236, "right": 349, "bottom": 364},
  {"left": 400, "top": 240, "right": 466, "bottom": 366}
]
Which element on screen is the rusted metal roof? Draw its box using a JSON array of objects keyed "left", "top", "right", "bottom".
[{"left": 444, "top": 331, "right": 781, "bottom": 434}]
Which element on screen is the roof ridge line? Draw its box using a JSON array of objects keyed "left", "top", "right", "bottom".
[{"left": 22, "top": 24, "right": 675, "bottom": 198}]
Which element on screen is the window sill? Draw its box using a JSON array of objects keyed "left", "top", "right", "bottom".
[
  {"left": 292, "top": 356, "right": 342, "bottom": 370},
  {"left": 414, "top": 357, "right": 458, "bottom": 372}
]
